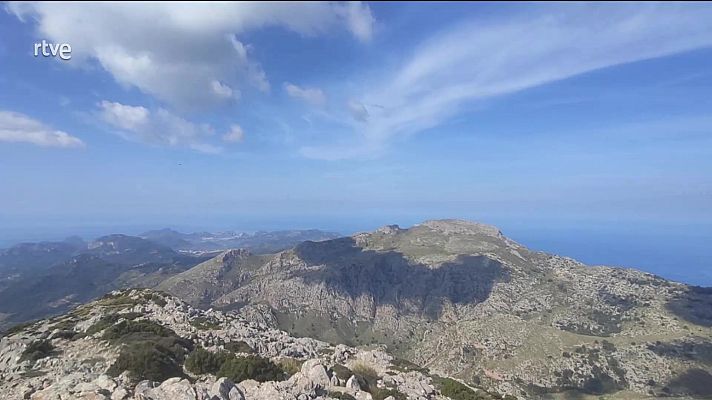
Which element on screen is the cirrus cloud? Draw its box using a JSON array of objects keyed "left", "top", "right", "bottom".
[{"left": 301, "top": 3, "right": 712, "bottom": 160}]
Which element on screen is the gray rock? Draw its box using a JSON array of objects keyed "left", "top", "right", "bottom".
[{"left": 346, "top": 375, "right": 360, "bottom": 391}]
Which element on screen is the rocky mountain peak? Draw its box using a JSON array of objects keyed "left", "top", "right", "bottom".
[
  {"left": 375, "top": 224, "right": 403, "bottom": 235},
  {"left": 418, "top": 219, "right": 503, "bottom": 238},
  {"left": 217, "top": 248, "right": 252, "bottom": 263}
]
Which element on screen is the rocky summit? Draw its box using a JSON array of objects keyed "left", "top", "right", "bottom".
[
  {"left": 157, "top": 219, "right": 712, "bottom": 399},
  {"left": 0, "top": 288, "right": 508, "bottom": 400}
]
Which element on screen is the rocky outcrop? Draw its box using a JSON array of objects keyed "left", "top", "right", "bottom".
[{"left": 0, "top": 289, "right": 485, "bottom": 400}]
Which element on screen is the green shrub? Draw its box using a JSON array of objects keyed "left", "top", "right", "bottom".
[
  {"left": 52, "top": 330, "right": 77, "bottom": 340},
  {"left": 224, "top": 340, "right": 254, "bottom": 354},
  {"left": 217, "top": 356, "right": 285, "bottom": 383},
  {"left": 331, "top": 364, "right": 353, "bottom": 380},
  {"left": 145, "top": 293, "right": 167, "bottom": 307},
  {"left": 352, "top": 362, "right": 378, "bottom": 382},
  {"left": 370, "top": 387, "right": 407, "bottom": 400},
  {"left": 85, "top": 314, "right": 121, "bottom": 336},
  {"left": 107, "top": 341, "right": 184, "bottom": 382},
  {"left": 433, "top": 376, "right": 489, "bottom": 400},
  {"left": 191, "top": 317, "right": 221, "bottom": 331},
  {"left": 103, "top": 320, "right": 175, "bottom": 341},
  {"left": 50, "top": 319, "right": 77, "bottom": 331},
  {"left": 104, "top": 319, "right": 192, "bottom": 382},
  {"left": 185, "top": 348, "right": 230, "bottom": 375},
  {"left": 328, "top": 391, "right": 357, "bottom": 400},
  {"left": 96, "top": 292, "right": 142, "bottom": 308},
  {"left": 277, "top": 357, "right": 303, "bottom": 376},
  {"left": 20, "top": 340, "right": 55, "bottom": 362}
]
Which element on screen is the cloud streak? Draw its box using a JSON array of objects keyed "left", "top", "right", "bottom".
[
  {"left": 0, "top": 111, "right": 84, "bottom": 148},
  {"left": 284, "top": 83, "right": 327, "bottom": 107},
  {"left": 303, "top": 3, "right": 712, "bottom": 159}
]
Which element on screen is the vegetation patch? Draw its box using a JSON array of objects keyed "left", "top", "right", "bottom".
[
  {"left": 331, "top": 364, "right": 353, "bottom": 380},
  {"left": 190, "top": 317, "right": 222, "bottom": 331},
  {"left": 107, "top": 340, "right": 186, "bottom": 382},
  {"left": 433, "top": 376, "right": 511, "bottom": 400},
  {"left": 276, "top": 357, "right": 303, "bottom": 376},
  {"left": 217, "top": 355, "right": 286, "bottom": 383},
  {"left": 144, "top": 293, "right": 167, "bottom": 307},
  {"left": 103, "top": 320, "right": 176, "bottom": 341},
  {"left": 20, "top": 340, "right": 56, "bottom": 363},
  {"left": 327, "top": 391, "right": 357, "bottom": 400},
  {"left": 84, "top": 314, "right": 121, "bottom": 337},
  {"left": 104, "top": 319, "right": 192, "bottom": 382},
  {"left": 185, "top": 347, "right": 230, "bottom": 375},
  {"left": 96, "top": 292, "right": 142, "bottom": 308}
]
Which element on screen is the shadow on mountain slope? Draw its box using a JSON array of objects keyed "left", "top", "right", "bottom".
[
  {"left": 666, "top": 286, "right": 712, "bottom": 327},
  {"left": 648, "top": 339, "right": 712, "bottom": 367},
  {"left": 665, "top": 368, "right": 712, "bottom": 397},
  {"left": 290, "top": 237, "right": 508, "bottom": 319}
]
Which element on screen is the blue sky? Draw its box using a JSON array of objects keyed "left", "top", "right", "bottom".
[{"left": 0, "top": 2, "right": 711, "bottom": 283}]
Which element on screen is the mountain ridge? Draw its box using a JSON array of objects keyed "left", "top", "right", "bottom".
[{"left": 158, "top": 219, "right": 712, "bottom": 398}]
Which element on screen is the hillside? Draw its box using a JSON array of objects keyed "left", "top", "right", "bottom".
[
  {"left": 0, "top": 288, "right": 507, "bottom": 400},
  {"left": 158, "top": 220, "right": 712, "bottom": 398}
]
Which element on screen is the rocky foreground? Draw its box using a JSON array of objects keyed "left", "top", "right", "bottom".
[{"left": 0, "top": 289, "right": 510, "bottom": 400}]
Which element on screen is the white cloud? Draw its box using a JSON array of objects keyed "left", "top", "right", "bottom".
[
  {"left": 211, "top": 80, "right": 237, "bottom": 100},
  {"left": 284, "top": 83, "right": 326, "bottom": 106},
  {"left": 8, "top": 2, "right": 375, "bottom": 109},
  {"left": 0, "top": 110, "right": 84, "bottom": 148},
  {"left": 98, "top": 100, "right": 221, "bottom": 153},
  {"left": 303, "top": 3, "right": 712, "bottom": 159},
  {"left": 347, "top": 100, "right": 369, "bottom": 122},
  {"left": 339, "top": 1, "right": 376, "bottom": 42},
  {"left": 223, "top": 125, "right": 245, "bottom": 143}
]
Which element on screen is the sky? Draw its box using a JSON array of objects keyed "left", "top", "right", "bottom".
[{"left": 0, "top": 2, "right": 711, "bottom": 284}]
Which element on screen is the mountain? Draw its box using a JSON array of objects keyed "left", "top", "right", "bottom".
[
  {"left": 0, "top": 235, "right": 208, "bottom": 330},
  {"left": 0, "top": 237, "right": 87, "bottom": 281},
  {"left": 0, "top": 288, "right": 505, "bottom": 400},
  {"left": 158, "top": 219, "right": 712, "bottom": 399},
  {"left": 140, "top": 228, "right": 342, "bottom": 253}
]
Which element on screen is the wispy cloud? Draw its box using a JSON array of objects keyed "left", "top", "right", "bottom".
[
  {"left": 284, "top": 83, "right": 326, "bottom": 107},
  {"left": 0, "top": 110, "right": 84, "bottom": 148},
  {"left": 303, "top": 3, "right": 712, "bottom": 159},
  {"left": 98, "top": 101, "right": 221, "bottom": 153},
  {"left": 222, "top": 124, "right": 245, "bottom": 143},
  {"left": 8, "top": 2, "right": 375, "bottom": 109}
]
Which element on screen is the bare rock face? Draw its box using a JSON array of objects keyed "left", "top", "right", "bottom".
[
  {"left": 300, "top": 359, "right": 331, "bottom": 389},
  {"left": 211, "top": 377, "right": 244, "bottom": 400},
  {"left": 346, "top": 375, "right": 361, "bottom": 391}
]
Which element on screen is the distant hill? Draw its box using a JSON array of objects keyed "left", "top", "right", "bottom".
[{"left": 0, "top": 228, "right": 340, "bottom": 331}]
